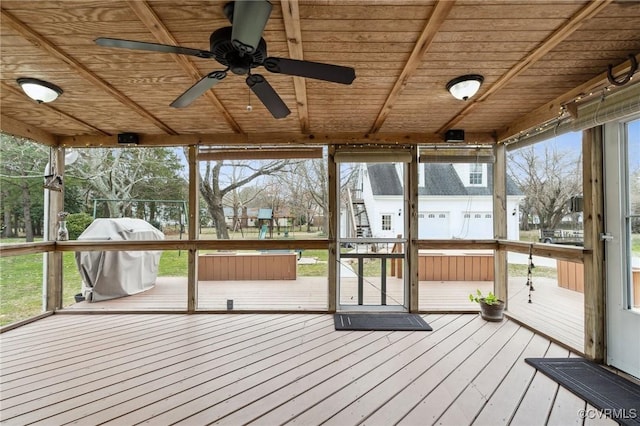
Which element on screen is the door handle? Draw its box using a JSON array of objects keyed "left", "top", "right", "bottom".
[{"left": 600, "top": 233, "right": 614, "bottom": 241}]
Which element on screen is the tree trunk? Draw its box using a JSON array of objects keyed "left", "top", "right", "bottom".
[
  {"left": 1, "top": 189, "right": 13, "bottom": 238},
  {"left": 21, "top": 180, "right": 34, "bottom": 242},
  {"left": 210, "top": 199, "right": 229, "bottom": 239},
  {"left": 519, "top": 205, "right": 530, "bottom": 231}
]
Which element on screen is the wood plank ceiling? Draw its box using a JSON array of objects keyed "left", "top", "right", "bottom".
[{"left": 1, "top": 0, "right": 639, "bottom": 146}]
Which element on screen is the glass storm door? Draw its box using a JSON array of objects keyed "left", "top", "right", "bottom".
[{"left": 604, "top": 117, "right": 640, "bottom": 378}]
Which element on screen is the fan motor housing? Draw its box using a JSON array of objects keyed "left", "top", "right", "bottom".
[{"left": 209, "top": 27, "right": 267, "bottom": 75}]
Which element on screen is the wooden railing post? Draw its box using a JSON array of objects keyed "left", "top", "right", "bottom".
[
  {"left": 46, "top": 146, "right": 64, "bottom": 312},
  {"left": 582, "top": 127, "right": 605, "bottom": 362},
  {"left": 187, "top": 145, "right": 198, "bottom": 313},
  {"left": 493, "top": 144, "right": 508, "bottom": 305}
]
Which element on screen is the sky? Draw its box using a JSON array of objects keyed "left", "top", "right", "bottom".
[{"left": 524, "top": 117, "right": 639, "bottom": 172}]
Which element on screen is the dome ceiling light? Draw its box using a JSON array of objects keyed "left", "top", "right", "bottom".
[
  {"left": 446, "top": 74, "right": 484, "bottom": 101},
  {"left": 17, "top": 78, "right": 63, "bottom": 103}
]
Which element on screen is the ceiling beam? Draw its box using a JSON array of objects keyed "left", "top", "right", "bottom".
[
  {"left": 1, "top": 82, "right": 111, "bottom": 137},
  {"left": 498, "top": 54, "right": 640, "bottom": 142},
  {"left": 59, "top": 131, "right": 495, "bottom": 148},
  {"left": 199, "top": 147, "right": 323, "bottom": 161},
  {"left": 369, "top": 0, "right": 455, "bottom": 134},
  {"left": 0, "top": 9, "right": 178, "bottom": 136},
  {"left": 0, "top": 114, "right": 58, "bottom": 146},
  {"left": 126, "top": 1, "right": 243, "bottom": 134},
  {"left": 437, "top": 0, "right": 614, "bottom": 134},
  {"left": 280, "top": 0, "right": 310, "bottom": 133}
]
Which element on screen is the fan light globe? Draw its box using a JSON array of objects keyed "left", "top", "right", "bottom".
[
  {"left": 446, "top": 75, "right": 484, "bottom": 101},
  {"left": 17, "top": 78, "right": 63, "bottom": 103}
]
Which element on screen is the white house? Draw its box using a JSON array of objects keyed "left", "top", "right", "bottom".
[{"left": 350, "top": 162, "right": 524, "bottom": 240}]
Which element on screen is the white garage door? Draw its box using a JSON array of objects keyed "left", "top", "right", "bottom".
[
  {"left": 419, "top": 212, "right": 449, "bottom": 239},
  {"left": 466, "top": 212, "right": 493, "bottom": 239}
]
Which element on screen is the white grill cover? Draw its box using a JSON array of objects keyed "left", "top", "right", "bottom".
[{"left": 75, "top": 218, "right": 164, "bottom": 302}]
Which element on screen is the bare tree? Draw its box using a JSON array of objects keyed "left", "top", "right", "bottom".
[
  {"left": 199, "top": 160, "right": 290, "bottom": 239},
  {"left": 508, "top": 145, "right": 582, "bottom": 230},
  {"left": 278, "top": 162, "right": 319, "bottom": 232},
  {"left": 300, "top": 158, "right": 330, "bottom": 234},
  {"left": 296, "top": 156, "right": 359, "bottom": 235},
  {"left": 71, "top": 147, "right": 186, "bottom": 218}
]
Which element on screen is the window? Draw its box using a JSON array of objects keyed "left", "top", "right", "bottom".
[
  {"left": 469, "top": 163, "right": 483, "bottom": 185},
  {"left": 381, "top": 214, "right": 392, "bottom": 231}
]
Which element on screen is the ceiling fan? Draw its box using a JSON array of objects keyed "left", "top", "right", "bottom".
[{"left": 95, "top": 0, "right": 356, "bottom": 119}]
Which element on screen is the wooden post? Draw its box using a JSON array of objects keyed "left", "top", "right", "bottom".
[
  {"left": 582, "top": 127, "right": 605, "bottom": 362},
  {"left": 493, "top": 144, "right": 508, "bottom": 305},
  {"left": 328, "top": 145, "right": 337, "bottom": 312},
  {"left": 391, "top": 238, "right": 403, "bottom": 278},
  {"left": 390, "top": 242, "right": 397, "bottom": 277},
  {"left": 46, "top": 147, "right": 64, "bottom": 311},
  {"left": 408, "top": 145, "right": 419, "bottom": 312},
  {"left": 187, "top": 145, "right": 199, "bottom": 313}
]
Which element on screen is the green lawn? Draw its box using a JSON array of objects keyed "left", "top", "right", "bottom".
[
  {"left": 1, "top": 250, "right": 190, "bottom": 326},
  {"left": 0, "top": 254, "right": 44, "bottom": 326}
]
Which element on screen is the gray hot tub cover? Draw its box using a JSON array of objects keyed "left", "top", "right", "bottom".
[{"left": 75, "top": 218, "right": 164, "bottom": 302}]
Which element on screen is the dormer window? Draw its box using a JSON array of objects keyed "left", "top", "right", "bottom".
[{"left": 469, "top": 163, "right": 484, "bottom": 186}]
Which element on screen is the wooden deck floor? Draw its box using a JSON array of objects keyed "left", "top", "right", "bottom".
[
  {"left": 0, "top": 313, "right": 615, "bottom": 426},
  {"left": 64, "top": 276, "right": 585, "bottom": 353}
]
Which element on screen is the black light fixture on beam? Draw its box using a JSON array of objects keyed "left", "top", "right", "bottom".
[
  {"left": 445, "top": 129, "right": 465, "bottom": 143},
  {"left": 446, "top": 74, "right": 484, "bottom": 101},
  {"left": 17, "top": 78, "right": 63, "bottom": 103},
  {"left": 117, "top": 132, "right": 140, "bottom": 145}
]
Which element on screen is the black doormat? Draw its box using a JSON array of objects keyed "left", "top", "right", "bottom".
[
  {"left": 525, "top": 358, "right": 640, "bottom": 425},
  {"left": 334, "top": 313, "right": 432, "bottom": 331}
]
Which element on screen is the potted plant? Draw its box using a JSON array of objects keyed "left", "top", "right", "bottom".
[{"left": 469, "top": 290, "right": 505, "bottom": 322}]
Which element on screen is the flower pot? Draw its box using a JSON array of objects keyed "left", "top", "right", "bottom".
[{"left": 479, "top": 299, "right": 505, "bottom": 322}]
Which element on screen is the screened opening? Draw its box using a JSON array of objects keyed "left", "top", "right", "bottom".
[
  {"left": 196, "top": 147, "right": 329, "bottom": 311},
  {"left": 507, "top": 132, "right": 584, "bottom": 246},
  {"left": 505, "top": 131, "right": 586, "bottom": 352},
  {"left": 417, "top": 146, "right": 506, "bottom": 240},
  {"left": 63, "top": 250, "right": 188, "bottom": 311},
  {"left": 1, "top": 134, "right": 52, "bottom": 324},
  {"left": 0, "top": 253, "right": 45, "bottom": 326},
  {"left": 197, "top": 147, "right": 327, "bottom": 241}
]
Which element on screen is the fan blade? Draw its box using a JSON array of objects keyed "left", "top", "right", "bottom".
[
  {"left": 246, "top": 74, "right": 290, "bottom": 119},
  {"left": 264, "top": 57, "right": 356, "bottom": 85},
  {"left": 95, "top": 37, "right": 215, "bottom": 59},
  {"left": 231, "top": 0, "right": 272, "bottom": 54},
  {"left": 170, "top": 71, "right": 227, "bottom": 108}
]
